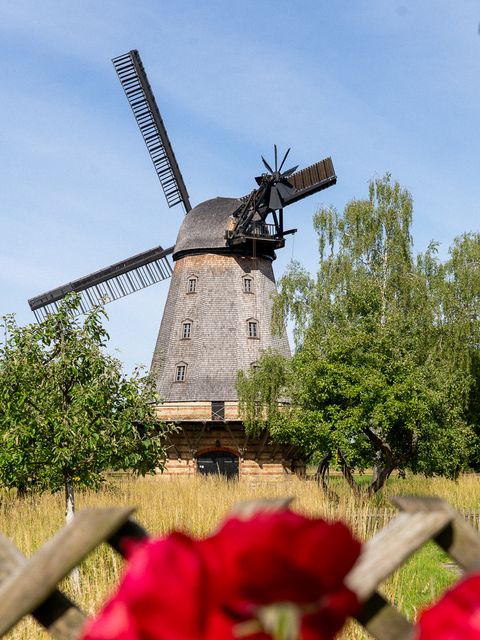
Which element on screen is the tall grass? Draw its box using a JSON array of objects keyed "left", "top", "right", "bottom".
[{"left": 2, "top": 472, "right": 478, "bottom": 639}]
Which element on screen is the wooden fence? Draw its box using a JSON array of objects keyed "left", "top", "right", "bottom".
[
  {"left": 353, "top": 505, "right": 480, "bottom": 539},
  {"left": 0, "top": 496, "right": 479, "bottom": 639}
]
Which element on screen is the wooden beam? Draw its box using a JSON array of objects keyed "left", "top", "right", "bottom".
[
  {"left": 346, "top": 511, "right": 452, "bottom": 601},
  {"left": 393, "top": 495, "right": 480, "bottom": 571},
  {"left": 166, "top": 435, "right": 182, "bottom": 460},
  {"left": 346, "top": 506, "right": 452, "bottom": 640},
  {"left": 355, "top": 592, "right": 414, "bottom": 640},
  {"left": 254, "top": 429, "right": 270, "bottom": 461},
  {"left": 240, "top": 432, "right": 249, "bottom": 456},
  {"left": 224, "top": 422, "right": 241, "bottom": 452},
  {"left": 192, "top": 421, "right": 208, "bottom": 452},
  {"left": 181, "top": 424, "right": 196, "bottom": 458},
  {"left": 0, "top": 534, "right": 85, "bottom": 640},
  {"left": 0, "top": 508, "right": 134, "bottom": 637}
]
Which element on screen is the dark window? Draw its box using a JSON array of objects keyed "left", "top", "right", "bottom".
[
  {"left": 197, "top": 451, "right": 239, "bottom": 479},
  {"left": 175, "top": 364, "right": 186, "bottom": 382},
  {"left": 187, "top": 277, "right": 197, "bottom": 293},
  {"left": 248, "top": 320, "right": 258, "bottom": 338},
  {"left": 182, "top": 321, "right": 192, "bottom": 339},
  {"left": 243, "top": 277, "right": 253, "bottom": 293},
  {"left": 212, "top": 401, "right": 225, "bottom": 421}
]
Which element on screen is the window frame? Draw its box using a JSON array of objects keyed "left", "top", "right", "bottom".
[
  {"left": 211, "top": 401, "right": 225, "bottom": 422},
  {"left": 243, "top": 275, "right": 254, "bottom": 294},
  {"left": 181, "top": 320, "right": 192, "bottom": 340},
  {"left": 187, "top": 275, "right": 198, "bottom": 294},
  {"left": 175, "top": 363, "right": 187, "bottom": 382},
  {"left": 247, "top": 319, "right": 259, "bottom": 339}
]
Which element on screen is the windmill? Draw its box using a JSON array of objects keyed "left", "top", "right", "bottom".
[{"left": 28, "top": 50, "right": 337, "bottom": 479}]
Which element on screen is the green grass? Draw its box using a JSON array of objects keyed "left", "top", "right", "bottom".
[{"left": 382, "top": 542, "right": 456, "bottom": 620}]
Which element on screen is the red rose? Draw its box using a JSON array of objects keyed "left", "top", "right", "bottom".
[
  {"left": 81, "top": 532, "right": 216, "bottom": 640},
  {"left": 201, "top": 511, "right": 360, "bottom": 607},
  {"left": 82, "top": 510, "right": 361, "bottom": 640},
  {"left": 417, "top": 573, "right": 480, "bottom": 640},
  {"left": 301, "top": 590, "right": 360, "bottom": 640}
]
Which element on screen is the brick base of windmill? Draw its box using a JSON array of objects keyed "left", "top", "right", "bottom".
[{"left": 155, "top": 401, "right": 305, "bottom": 480}]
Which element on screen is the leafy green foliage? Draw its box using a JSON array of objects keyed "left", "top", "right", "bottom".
[
  {"left": 237, "top": 349, "right": 289, "bottom": 438},
  {"left": 443, "top": 233, "right": 480, "bottom": 466},
  {"left": 0, "top": 295, "right": 173, "bottom": 495},
  {"left": 240, "top": 175, "right": 477, "bottom": 493}
]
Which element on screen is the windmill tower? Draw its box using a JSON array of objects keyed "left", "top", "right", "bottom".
[{"left": 28, "top": 50, "right": 337, "bottom": 479}]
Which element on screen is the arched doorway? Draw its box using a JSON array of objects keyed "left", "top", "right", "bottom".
[{"left": 196, "top": 450, "right": 239, "bottom": 479}]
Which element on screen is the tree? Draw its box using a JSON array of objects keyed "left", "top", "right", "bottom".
[
  {"left": 236, "top": 349, "right": 320, "bottom": 456},
  {"left": 239, "top": 175, "right": 474, "bottom": 494},
  {"left": 0, "top": 295, "right": 173, "bottom": 518},
  {"left": 237, "top": 349, "right": 288, "bottom": 437},
  {"left": 443, "top": 233, "right": 480, "bottom": 466}
]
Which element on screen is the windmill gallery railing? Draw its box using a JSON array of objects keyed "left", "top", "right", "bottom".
[{"left": 0, "top": 496, "right": 479, "bottom": 639}]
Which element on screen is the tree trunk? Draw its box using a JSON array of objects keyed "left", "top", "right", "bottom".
[
  {"left": 64, "top": 473, "right": 80, "bottom": 592},
  {"left": 337, "top": 449, "right": 361, "bottom": 497},
  {"left": 65, "top": 475, "right": 75, "bottom": 524},
  {"left": 372, "top": 452, "right": 383, "bottom": 486},
  {"left": 367, "top": 462, "right": 395, "bottom": 495},
  {"left": 17, "top": 484, "right": 28, "bottom": 499},
  {"left": 363, "top": 426, "right": 398, "bottom": 495},
  {"left": 315, "top": 451, "right": 339, "bottom": 503},
  {"left": 315, "top": 451, "right": 331, "bottom": 487}
]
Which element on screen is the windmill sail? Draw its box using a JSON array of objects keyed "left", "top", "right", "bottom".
[
  {"left": 28, "top": 246, "right": 174, "bottom": 321},
  {"left": 281, "top": 157, "right": 336, "bottom": 206},
  {"left": 228, "top": 155, "right": 336, "bottom": 246},
  {"left": 112, "top": 50, "right": 191, "bottom": 212}
]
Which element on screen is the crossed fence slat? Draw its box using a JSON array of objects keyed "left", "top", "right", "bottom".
[
  {"left": 348, "top": 496, "right": 480, "bottom": 639},
  {"left": 0, "top": 508, "right": 148, "bottom": 639},
  {"left": 0, "top": 496, "right": 479, "bottom": 639}
]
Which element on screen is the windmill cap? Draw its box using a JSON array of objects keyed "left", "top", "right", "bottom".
[{"left": 173, "top": 197, "right": 242, "bottom": 260}]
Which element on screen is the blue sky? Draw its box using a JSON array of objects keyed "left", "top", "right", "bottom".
[{"left": 1, "top": 1, "right": 479, "bottom": 372}]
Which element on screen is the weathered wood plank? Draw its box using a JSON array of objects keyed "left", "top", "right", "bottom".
[
  {"left": 355, "top": 592, "right": 414, "bottom": 640},
  {"left": 228, "top": 497, "right": 294, "bottom": 519},
  {"left": 391, "top": 495, "right": 451, "bottom": 513},
  {"left": 107, "top": 518, "right": 149, "bottom": 554},
  {"left": 346, "top": 504, "right": 453, "bottom": 640},
  {"left": 37, "top": 604, "right": 86, "bottom": 640},
  {"left": 0, "top": 534, "right": 86, "bottom": 640},
  {"left": 346, "top": 511, "right": 452, "bottom": 601},
  {"left": 393, "top": 495, "right": 480, "bottom": 570},
  {"left": 0, "top": 507, "right": 134, "bottom": 637}
]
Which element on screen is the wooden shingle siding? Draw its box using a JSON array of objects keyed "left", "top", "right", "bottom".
[{"left": 151, "top": 253, "right": 290, "bottom": 402}]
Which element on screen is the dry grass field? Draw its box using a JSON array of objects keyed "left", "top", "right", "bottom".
[{"left": 3, "top": 472, "right": 480, "bottom": 639}]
